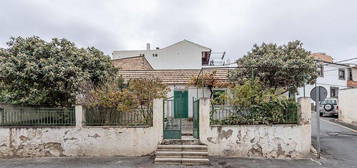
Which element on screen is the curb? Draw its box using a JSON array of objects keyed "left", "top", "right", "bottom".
[{"left": 331, "top": 119, "right": 357, "bottom": 131}]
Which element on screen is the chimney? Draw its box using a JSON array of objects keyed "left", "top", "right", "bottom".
[{"left": 146, "top": 43, "right": 150, "bottom": 50}]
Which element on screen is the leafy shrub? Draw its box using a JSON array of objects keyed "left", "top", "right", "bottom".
[
  {"left": 81, "top": 77, "right": 169, "bottom": 126},
  {"left": 211, "top": 79, "right": 299, "bottom": 125}
]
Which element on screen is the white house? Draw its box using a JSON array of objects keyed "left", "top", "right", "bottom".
[
  {"left": 112, "top": 39, "right": 233, "bottom": 69},
  {"left": 112, "top": 40, "right": 231, "bottom": 119},
  {"left": 296, "top": 53, "right": 349, "bottom": 99}
]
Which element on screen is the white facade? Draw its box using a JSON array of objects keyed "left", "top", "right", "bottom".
[
  {"left": 112, "top": 40, "right": 211, "bottom": 69},
  {"left": 296, "top": 62, "right": 349, "bottom": 99}
]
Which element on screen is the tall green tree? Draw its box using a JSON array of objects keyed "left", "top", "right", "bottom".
[
  {"left": 0, "top": 36, "right": 117, "bottom": 106},
  {"left": 229, "top": 40, "right": 318, "bottom": 94}
]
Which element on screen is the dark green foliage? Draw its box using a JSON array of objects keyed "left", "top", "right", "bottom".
[
  {"left": 211, "top": 99, "right": 299, "bottom": 125},
  {"left": 210, "top": 79, "right": 299, "bottom": 125},
  {"left": 229, "top": 40, "right": 318, "bottom": 94},
  {"left": 0, "top": 36, "right": 117, "bottom": 107}
]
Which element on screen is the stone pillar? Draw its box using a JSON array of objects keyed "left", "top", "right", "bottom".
[
  {"left": 298, "top": 97, "right": 312, "bottom": 155},
  {"left": 153, "top": 98, "right": 163, "bottom": 142},
  {"left": 298, "top": 97, "right": 311, "bottom": 125},
  {"left": 199, "top": 97, "right": 210, "bottom": 144},
  {"left": 75, "top": 105, "right": 84, "bottom": 128}
]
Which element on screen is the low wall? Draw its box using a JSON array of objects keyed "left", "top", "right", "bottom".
[
  {"left": 199, "top": 98, "right": 311, "bottom": 159},
  {"left": 0, "top": 99, "right": 163, "bottom": 158},
  {"left": 339, "top": 88, "right": 357, "bottom": 125}
]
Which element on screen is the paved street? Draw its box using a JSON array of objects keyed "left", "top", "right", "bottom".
[
  {"left": 0, "top": 114, "right": 356, "bottom": 168},
  {"left": 311, "top": 114, "right": 357, "bottom": 168},
  {"left": 0, "top": 156, "right": 324, "bottom": 168}
]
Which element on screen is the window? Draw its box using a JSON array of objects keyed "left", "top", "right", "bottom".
[
  {"left": 321, "top": 100, "right": 337, "bottom": 105},
  {"left": 338, "top": 69, "right": 345, "bottom": 80},
  {"left": 202, "top": 51, "right": 210, "bottom": 65},
  {"left": 330, "top": 87, "right": 339, "bottom": 98},
  {"left": 348, "top": 68, "right": 352, "bottom": 80},
  {"left": 212, "top": 90, "right": 226, "bottom": 105},
  {"left": 317, "top": 65, "right": 324, "bottom": 77}
]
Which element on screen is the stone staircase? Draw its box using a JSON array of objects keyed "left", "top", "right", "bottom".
[{"left": 155, "top": 119, "right": 209, "bottom": 165}]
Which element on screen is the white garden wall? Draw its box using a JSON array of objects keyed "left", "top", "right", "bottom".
[
  {"left": 0, "top": 99, "right": 163, "bottom": 158},
  {"left": 198, "top": 98, "right": 312, "bottom": 159}
]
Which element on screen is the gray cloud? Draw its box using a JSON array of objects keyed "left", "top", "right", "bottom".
[{"left": 1, "top": 0, "right": 356, "bottom": 61}]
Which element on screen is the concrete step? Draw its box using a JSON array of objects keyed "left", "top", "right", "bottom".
[
  {"left": 154, "top": 158, "right": 209, "bottom": 165},
  {"left": 157, "top": 144, "right": 208, "bottom": 152},
  {"left": 156, "top": 151, "right": 208, "bottom": 158},
  {"left": 161, "top": 139, "right": 199, "bottom": 145},
  {"left": 181, "top": 132, "right": 193, "bottom": 136},
  {"left": 181, "top": 136, "right": 196, "bottom": 140}
]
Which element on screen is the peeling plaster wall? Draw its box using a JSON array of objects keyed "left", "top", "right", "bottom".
[
  {"left": 0, "top": 126, "right": 161, "bottom": 158},
  {"left": 0, "top": 99, "right": 163, "bottom": 158},
  {"left": 204, "top": 125, "right": 311, "bottom": 158},
  {"left": 199, "top": 97, "right": 312, "bottom": 159},
  {"left": 0, "top": 129, "right": 11, "bottom": 157}
]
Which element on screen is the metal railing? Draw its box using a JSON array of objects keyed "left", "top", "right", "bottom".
[
  {"left": 210, "top": 105, "right": 298, "bottom": 125},
  {"left": 84, "top": 106, "right": 153, "bottom": 126},
  {"left": 0, "top": 106, "right": 75, "bottom": 126}
]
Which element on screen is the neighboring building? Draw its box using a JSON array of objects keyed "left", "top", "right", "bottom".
[
  {"left": 296, "top": 53, "right": 349, "bottom": 99},
  {"left": 112, "top": 40, "right": 231, "bottom": 118},
  {"left": 112, "top": 39, "right": 233, "bottom": 69}
]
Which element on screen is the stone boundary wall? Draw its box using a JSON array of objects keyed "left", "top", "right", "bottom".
[
  {"left": 0, "top": 99, "right": 163, "bottom": 158},
  {"left": 339, "top": 88, "right": 357, "bottom": 125},
  {"left": 199, "top": 97, "right": 311, "bottom": 159}
]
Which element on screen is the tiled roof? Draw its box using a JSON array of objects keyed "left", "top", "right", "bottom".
[
  {"left": 112, "top": 56, "right": 153, "bottom": 70},
  {"left": 312, "top": 53, "right": 333, "bottom": 63},
  {"left": 118, "top": 68, "right": 230, "bottom": 85}
]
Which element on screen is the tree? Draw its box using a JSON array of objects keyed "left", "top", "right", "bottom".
[
  {"left": 0, "top": 36, "right": 117, "bottom": 107},
  {"left": 229, "top": 40, "right": 318, "bottom": 94}
]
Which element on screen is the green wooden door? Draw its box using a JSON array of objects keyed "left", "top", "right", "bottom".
[{"left": 174, "top": 90, "right": 188, "bottom": 118}]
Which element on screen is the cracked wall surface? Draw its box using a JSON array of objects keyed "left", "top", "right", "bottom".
[
  {"left": 199, "top": 97, "right": 312, "bottom": 159},
  {"left": 204, "top": 125, "right": 311, "bottom": 159},
  {"left": 0, "top": 100, "right": 164, "bottom": 158},
  {"left": 0, "top": 126, "right": 162, "bottom": 158}
]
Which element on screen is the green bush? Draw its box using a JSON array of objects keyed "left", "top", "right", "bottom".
[
  {"left": 211, "top": 79, "right": 299, "bottom": 125},
  {"left": 0, "top": 36, "right": 117, "bottom": 107}
]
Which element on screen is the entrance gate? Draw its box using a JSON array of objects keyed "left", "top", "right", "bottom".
[
  {"left": 163, "top": 97, "right": 181, "bottom": 139},
  {"left": 193, "top": 99, "right": 199, "bottom": 139},
  {"left": 163, "top": 94, "right": 199, "bottom": 140}
]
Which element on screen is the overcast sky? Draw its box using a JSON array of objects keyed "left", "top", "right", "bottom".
[{"left": 1, "top": 0, "right": 357, "bottom": 62}]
